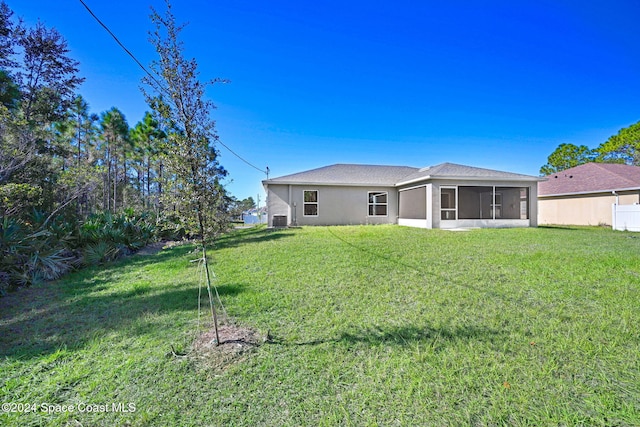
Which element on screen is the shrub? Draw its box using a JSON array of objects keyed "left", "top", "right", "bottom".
[
  {"left": 1, "top": 209, "right": 160, "bottom": 291},
  {"left": 78, "top": 210, "right": 158, "bottom": 266},
  {"left": 0, "top": 216, "right": 76, "bottom": 291}
]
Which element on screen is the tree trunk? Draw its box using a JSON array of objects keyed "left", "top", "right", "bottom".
[
  {"left": 122, "top": 149, "right": 127, "bottom": 209},
  {"left": 113, "top": 151, "right": 118, "bottom": 212},
  {"left": 146, "top": 156, "right": 151, "bottom": 210},
  {"left": 157, "top": 160, "right": 163, "bottom": 212},
  {"left": 105, "top": 139, "right": 111, "bottom": 211}
]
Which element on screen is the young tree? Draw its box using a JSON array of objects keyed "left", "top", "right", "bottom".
[{"left": 144, "top": 1, "right": 229, "bottom": 344}]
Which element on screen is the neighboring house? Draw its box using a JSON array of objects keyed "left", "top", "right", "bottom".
[
  {"left": 242, "top": 207, "right": 268, "bottom": 225},
  {"left": 538, "top": 163, "right": 640, "bottom": 226},
  {"left": 262, "top": 163, "right": 542, "bottom": 229}
]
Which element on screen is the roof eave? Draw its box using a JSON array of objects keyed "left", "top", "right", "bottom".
[
  {"left": 263, "top": 180, "right": 396, "bottom": 187},
  {"left": 395, "top": 175, "right": 543, "bottom": 187},
  {"left": 539, "top": 186, "right": 640, "bottom": 198},
  {"left": 394, "top": 175, "right": 431, "bottom": 187}
]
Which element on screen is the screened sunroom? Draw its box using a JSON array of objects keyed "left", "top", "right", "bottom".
[
  {"left": 441, "top": 186, "right": 529, "bottom": 220},
  {"left": 397, "top": 181, "right": 536, "bottom": 229}
]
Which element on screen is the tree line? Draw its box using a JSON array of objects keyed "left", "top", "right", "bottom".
[
  {"left": 540, "top": 120, "right": 640, "bottom": 175},
  {"left": 0, "top": 1, "right": 250, "bottom": 293}
]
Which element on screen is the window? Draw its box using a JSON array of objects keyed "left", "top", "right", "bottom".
[
  {"left": 368, "top": 191, "right": 388, "bottom": 216},
  {"left": 440, "top": 187, "right": 456, "bottom": 220},
  {"left": 303, "top": 190, "right": 318, "bottom": 216}
]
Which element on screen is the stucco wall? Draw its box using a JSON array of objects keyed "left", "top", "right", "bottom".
[
  {"left": 265, "top": 184, "right": 290, "bottom": 226},
  {"left": 267, "top": 184, "right": 398, "bottom": 226},
  {"left": 538, "top": 192, "right": 640, "bottom": 226}
]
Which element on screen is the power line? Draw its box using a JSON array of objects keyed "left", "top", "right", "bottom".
[
  {"left": 213, "top": 134, "right": 268, "bottom": 174},
  {"left": 77, "top": 0, "right": 269, "bottom": 176},
  {"left": 77, "top": 0, "right": 165, "bottom": 91}
]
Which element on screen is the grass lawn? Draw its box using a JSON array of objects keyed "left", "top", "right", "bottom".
[{"left": 1, "top": 225, "right": 639, "bottom": 426}]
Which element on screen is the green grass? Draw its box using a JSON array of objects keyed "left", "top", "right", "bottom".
[{"left": 1, "top": 225, "right": 639, "bottom": 426}]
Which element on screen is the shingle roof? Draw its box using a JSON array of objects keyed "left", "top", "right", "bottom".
[
  {"left": 539, "top": 163, "right": 640, "bottom": 196},
  {"left": 264, "top": 162, "right": 541, "bottom": 187},
  {"left": 396, "top": 162, "right": 542, "bottom": 185},
  {"left": 265, "top": 164, "right": 420, "bottom": 186}
]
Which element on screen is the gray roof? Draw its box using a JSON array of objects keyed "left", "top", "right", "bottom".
[
  {"left": 264, "top": 162, "right": 542, "bottom": 187},
  {"left": 396, "top": 162, "right": 543, "bottom": 185}
]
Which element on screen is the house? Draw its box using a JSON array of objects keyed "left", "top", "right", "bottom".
[
  {"left": 262, "top": 163, "right": 542, "bottom": 229},
  {"left": 538, "top": 163, "right": 640, "bottom": 226}
]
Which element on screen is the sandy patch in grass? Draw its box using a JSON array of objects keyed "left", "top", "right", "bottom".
[{"left": 190, "top": 323, "right": 265, "bottom": 371}]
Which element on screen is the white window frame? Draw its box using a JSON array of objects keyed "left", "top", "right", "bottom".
[
  {"left": 367, "top": 191, "right": 388, "bottom": 217},
  {"left": 303, "top": 190, "right": 319, "bottom": 217},
  {"left": 440, "top": 186, "right": 457, "bottom": 220}
]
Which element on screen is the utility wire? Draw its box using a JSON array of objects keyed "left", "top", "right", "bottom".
[
  {"left": 77, "top": 0, "right": 165, "bottom": 91},
  {"left": 213, "top": 134, "right": 268, "bottom": 174},
  {"left": 77, "top": 0, "right": 269, "bottom": 177}
]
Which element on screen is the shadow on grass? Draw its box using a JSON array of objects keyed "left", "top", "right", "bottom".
[
  {"left": 213, "top": 226, "right": 294, "bottom": 250},
  {"left": 325, "top": 227, "right": 530, "bottom": 311},
  {"left": 48, "top": 244, "right": 199, "bottom": 297},
  {"left": 0, "top": 244, "right": 246, "bottom": 360},
  {"left": 537, "top": 225, "right": 580, "bottom": 231},
  {"left": 270, "top": 323, "right": 503, "bottom": 351}
]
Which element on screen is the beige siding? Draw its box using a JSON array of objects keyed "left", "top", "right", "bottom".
[{"left": 538, "top": 192, "right": 640, "bottom": 226}]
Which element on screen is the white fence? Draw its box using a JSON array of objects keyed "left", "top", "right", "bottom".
[
  {"left": 612, "top": 204, "right": 640, "bottom": 232},
  {"left": 242, "top": 213, "right": 267, "bottom": 225}
]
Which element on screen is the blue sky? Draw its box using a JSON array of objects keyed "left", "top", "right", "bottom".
[{"left": 11, "top": 1, "right": 640, "bottom": 202}]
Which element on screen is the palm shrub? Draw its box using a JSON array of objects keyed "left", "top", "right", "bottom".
[
  {"left": 82, "top": 240, "right": 119, "bottom": 266},
  {"left": 0, "top": 216, "right": 30, "bottom": 293},
  {"left": 0, "top": 210, "right": 158, "bottom": 295},
  {"left": 79, "top": 210, "right": 158, "bottom": 265},
  {"left": 0, "top": 215, "right": 76, "bottom": 293},
  {"left": 0, "top": 209, "right": 160, "bottom": 293}
]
